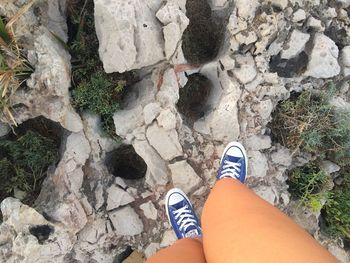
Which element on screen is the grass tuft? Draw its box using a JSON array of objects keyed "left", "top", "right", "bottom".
[
  {"left": 270, "top": 87, "right": 350, "bottom": 165},
  {"left": 323, "top": 175, "right": 350, "bottom": 239},
  {"left": 287, "top": 162, "right": 329, "bottom": 212},
  {"left": 0, "top": 130, "right": 59, "bottom": 205},
  {"left": 0, "top": 2, "right": 34, "bottom": 125},
  {"left": 67, "top": 0, "right": 137, "bottom": 139}
]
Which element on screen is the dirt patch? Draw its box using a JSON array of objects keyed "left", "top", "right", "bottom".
[
  {"left": 29, "top": 224, "right": 55, "bottom": 244},
  {"left": 105, "top": 145, "right": 147, "bottom": 180},
  {"left": 177, "top": 73, "right": 212, "bottom": 126},
  {"left": 269, "top": 52, "right": 309, "bottom": 78},
  {"left": 182, "top": 0, "right": 226, "bottom": 64}
]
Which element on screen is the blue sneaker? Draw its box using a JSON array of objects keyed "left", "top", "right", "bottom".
[
  {"left": 165, "top": 188, "right": 202, "bottom": 239},
  {"left": 217, "top": 142, "right": 248, "bottom": 183}
]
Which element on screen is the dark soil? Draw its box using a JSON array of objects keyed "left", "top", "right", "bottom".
[
  {"left": 105, "top": 144, "right": 147, "bottom": 180},
  {"left": 177, "top": 73, "right": 212, "bottom": 126},
  {"left": 29, "top": 224, "right": 55, "bottom": 244},
  {"left": 269, "top": 52, "right": 309, "bottom": 78},
  {"left": 182, "top": 0, "right": 226, "bottom": 64}
]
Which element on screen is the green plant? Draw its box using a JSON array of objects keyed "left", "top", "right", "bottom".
[
  {"left": 0, "top": 130, "right": 59, "bottom": 204},
  {"left": 67, "top": 0, "right": 135, "bottom": 139},
  {"left": 270, "top": 88, "right": 350, "bottom": 165},
  {"left": 287, "top": 162, "right": 329, "bottom": 212},
  {"left": 323, "top": 175, "right": 350, "bottom": 239},
  {"left": 0, "top": 2, "right": 34, "bottom": 125},
  {"left": 72, "top": 72, "right": 125, "bottom": 115}
]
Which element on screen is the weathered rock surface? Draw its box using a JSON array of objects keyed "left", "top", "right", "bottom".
[
  {"left": 304, "top": 34, "right": 340, "bottom": 78},
  {"left": 106, "top": 185, "right": 135, "bottom": 211},
  {"left": 341, "top": 46, "right": 350, "bottom": 76},
  {"left": 169, "top": 160, "right": 202, "bottom": 194},
  {"left": 0, "top": 198, "right": 73, "bottom": 263},
  {"left": 108, "top": 206, "right": 144, "bottom": 236},
  {"left": 140, "top": 201, "right": 158, "bottom": 220},
  {"left": 156, "top": 1, "right": 189, "bottom": 61},
  {"left": 2, "top": 0, "right": 350, "bottom": 261},
  {"left": 94, "top": 0, "right": 165, "bottom": 73},
  {"left": 281, "top": 30, "right": 310, "bottom": 59},
  {"left": 146, "top": 122, "right": 183, "bottom": 160}
]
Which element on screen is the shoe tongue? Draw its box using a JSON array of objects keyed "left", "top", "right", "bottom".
[{"left": 185, "top": 229, "right": 200, "bottom": 238}]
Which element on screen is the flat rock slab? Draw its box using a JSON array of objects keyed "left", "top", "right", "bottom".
[
  {"left": 94, "top": 0, "right": 165, "bottom": 73},
  {"left": 108, "top": 206, "right": 143, "bottom": 236},
  {"left": 304, "top": 33, "right": 340, "bottom": 78}
]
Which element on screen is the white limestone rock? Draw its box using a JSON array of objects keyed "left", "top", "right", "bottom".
[
  {"left": 140, "top": 201, "right": 158, "bottom": 220},
  {"left": 245, "top": 135, "right": 271, "bottom": 150},
  {"left": 14, "top": 31, "right": 83, "bottom": 133},
  {"left": 281, "top": 30, "right": 310, "bottom": 59},
  {"left": 143, "top": 102, "right": 161, "bottom": 125},
  {"left": 113, "top": 105, "right": 144, "bottom": 137},
  {"left": 195, "top": 64, "right": 241, "bottom": 143},
  {"left": 235, "top": 0, "right": 259, "bottom": 22},
  {"left": 271, "top": 147, "right": 292, "bottom": 167},
  {"left": 156, "top": 1, "right": 189, "bottom": 60},
  {"left": 133, "top": 140, "right": 169, "bottom": 187},
  {"left": 306, "top": 17, "right": 324, "bottom": 32},
  {"left": 94, "top": 0, "right": 165, "bottom": 73},
  {"left": 106, "top": 185, "right": 135, "bottom": 211},
  {"left": 233, "top": 53, "right": 257, "bottom": 84},
  {"left": 304, "top": 34, "right": 340, "bottom": 78},
  {"left": 292, "top": 9, "right": 306, "bottom": 22},
  {"left": 157, "top": 68, "right": 180, "bottom": 107},
  {"left": 256, "top": 99, "right": 274, "bottom": 121},
  {"left": 341, "top": 46, "right": 350, "bottom": 76},
  {"left": 0, "top": 198, "right": 73, "bottom": 263},
  {"left": 169, "top": 160, "right": 202, "bottom": 194},
  {"left": 163, "top": 22, "right": 182, "bottom": 60},
  {"left": 146, "top": 122, "right": 182, "bottom": 160},
  {"left": 108, "top": 206, "right": 143, "bottom": 236},
  {"left": 157, "top": 109, "right": 177, "bottom": 130},
  {"left": 248, "top": 151, "right": 268, "bottom": 178},
  {"left": 235, "top": 31, "right": 258, "bottom": 45}
]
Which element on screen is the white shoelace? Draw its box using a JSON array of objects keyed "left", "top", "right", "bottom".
[
  {"left": 219, "top": 160, "right": 241, "bottom": 179},
  {"left": 173, "top": 205, "right": 197, "bottom": 233}
]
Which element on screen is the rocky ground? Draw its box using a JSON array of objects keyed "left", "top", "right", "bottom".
[{"left": 0, "top": 0, "right": 350, "bottom": 262}]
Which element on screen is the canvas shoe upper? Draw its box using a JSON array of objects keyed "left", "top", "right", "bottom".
[
  {"left": 165, "top": 188, "right": 202, "bottom": 239},
  {"left": 217, "top": 142, "right": 248, "bottom": 183}
]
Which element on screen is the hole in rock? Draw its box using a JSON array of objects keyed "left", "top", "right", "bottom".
[
  {"left": 177, "top": 73, "right": 212, "bottom": 126},
  {"left": 0, "top": 116, "right": 63, "bottom": 221},
  {"left": 269, "top": 52, "right": 308, "bottom": 78},
  {"left": 105, "top": 145, "right": 147, "bottom": 180},
  {"left": 29, "top": 224, "right": 54, "bottom": 244},
  {"left": 182, "top": 0, "right": 226, "bottom": 64}
]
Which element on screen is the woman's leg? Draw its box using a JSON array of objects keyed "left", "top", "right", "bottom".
[
  {"left": 146, "top": 238, "right": 206, "bottom": 263},
  {"left": 202, "top": 179, "right": 338, "bottom": 263}
]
